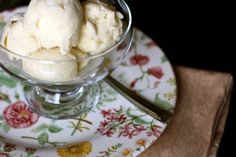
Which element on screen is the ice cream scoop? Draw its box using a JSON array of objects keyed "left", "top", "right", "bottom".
[
  {"left": 0, "top": 14, "right": 41, "bottom": 56},
  {"left": 24, "top": 0, "right": 83, "bottom": 54},
  {"left": 0, "top": 0, "right": 124, "bottom": 83},
  {"left": 77, "top": 1, "right": 123, "bottom": 55},
  {"left": 23, "top": 48, "right": 78, "bottom": 81}
]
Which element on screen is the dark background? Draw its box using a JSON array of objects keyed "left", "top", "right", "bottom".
[{"left": 0, "top": 1, "right": 235, "bottom": 156}]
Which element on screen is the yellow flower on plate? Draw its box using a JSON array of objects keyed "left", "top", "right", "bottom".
[
  {"left": 122, "top": 148, "right": 133, "bottom": 156},
  {"left": 136, "top": 139, "right": 147, "bottom": 147},
  {"left": 57, "top": 141, "right": 92, "bottom": 157}
]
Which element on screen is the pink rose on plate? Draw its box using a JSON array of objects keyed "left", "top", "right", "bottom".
[
  {"left": 0, "top": 152, "right": 10, "bottom": 157},
  {"left": 147, "top": 67, "right": 164, "bottom": 79},
  {"left": 130, "top": 54, "right": 150, "bottom": 66},
  {"left": 3, "top": 101, "right": 39, "bottom": 128}
]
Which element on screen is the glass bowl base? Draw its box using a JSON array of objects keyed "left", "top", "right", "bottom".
[{"left": 24, "top": 84, "right": 100, "bottom": 119}]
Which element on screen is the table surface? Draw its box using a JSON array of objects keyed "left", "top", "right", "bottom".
[{"left": 0, "top": 1, "right": 235, "bottom": 156}]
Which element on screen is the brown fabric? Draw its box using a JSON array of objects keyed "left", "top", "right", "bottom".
[{"left": 139, "top": 66, "right": 233, "bottom": 157}]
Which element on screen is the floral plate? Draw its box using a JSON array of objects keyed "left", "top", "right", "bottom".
[{"left": 0, "top": 7, "right": 177, "bottom": 157}]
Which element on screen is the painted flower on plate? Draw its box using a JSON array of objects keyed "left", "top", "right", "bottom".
[
  {"left": 121, "top": 148, "right": 133, "bottom": 157},
  {"left": 147, "top": 125, "right": 162, "bottom": 137},
  {"left": 25, "top": 147, "right": 37, "bottom": 154},
  {"left": 130, "top": 79, "right": 138, "bottom": 88},
  {"left": 147, "top": 67, "right": 164, "bottom": 79},
  {"left": 3, "top": 143, "right": 16, "bottom": 152},
  {"left": 130, "top": 54, "right": 149, "bottom": 66},
  {"left": 3, "top": 101, "right": 39, "bottom": 128},
  {"left": 0, "top": 152, "right": 9, "bottom": 157},
  {"left": 136, "top": 139, "right": 147, "bottom": 147},
  {"left": 57, "top": 141, "right": 92, "bottom": 157}
]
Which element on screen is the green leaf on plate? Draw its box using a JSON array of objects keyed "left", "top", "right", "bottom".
[
  {"left": 126, "top": 108, "right": 150, "bottom": 125},
  {"left": 126, "top": 107, "right": 133, "bottom": 118},
  {"left": 0, "top": 92, "right": 10, "bottom": 103},
  {"left": 104, "top": 98, "right": 116, "bottom": 102},
  {"left": 0, "top": 22, "right": 5, "bottom": 30},
  {"left": 38, "top": 132, "right": 48, "bottom": 145},
  {"left": 2, "top": 123, "right": 11, "bottom": 133},
  {"left": 48, "top": 124, "right": 63, "bottom": 133},
  {"left": 161, "top": 55, "right": 168, "bottom": 63},
  {"left": 140, "top": 34, "right": 146, "bottom": 41},
  {"left": 154, "top": 93, "right": 173, "bottom": 111},
  {"left": 133, "top": 117, "right": 150, "bottom": 125},
  {"left": 32, "top": 123, "right": 48, "bottom": 133},
  {"left": 0, "top": 74, "right": 17, "bottom": 88},
  {"left": 22, "top": 84, "right": 33, "bottom": 91},
  {"left": 15, "top": 92, "right": 20, "bottom": 100},
  {"left": 107, "top": 148, "right": 115, "bottom": 153}
]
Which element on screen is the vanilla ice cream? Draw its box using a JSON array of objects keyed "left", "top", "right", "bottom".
[
  {"left": 71, "top": 48, "right": 89, "bottom": 70},
  {"left": 1, "top": 14, "right": 41, "bottom": 56},
  {"left": 77, "top": 1, "right": 123, "bottom": 55},
  {"left": 24, "top": 0, "right": 83, "bottom": 54},
  {"left": 23, "top": 48, "right": 78, "bottom": 81},
  {"left": 0, "top": 0, "right": 124, "bottom": 82}
]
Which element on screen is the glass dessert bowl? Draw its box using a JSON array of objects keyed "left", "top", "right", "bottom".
[{"left": 0, "top": 0, "right": 132, "bottom": 119}]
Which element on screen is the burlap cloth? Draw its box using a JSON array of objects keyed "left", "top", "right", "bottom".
[{"left": 139, "top": 66, "right": 233, "bottom": 157}]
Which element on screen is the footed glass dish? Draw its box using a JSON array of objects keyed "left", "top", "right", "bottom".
[{"left": 0, "top": 0, "right": 132, "bottom": 119}]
